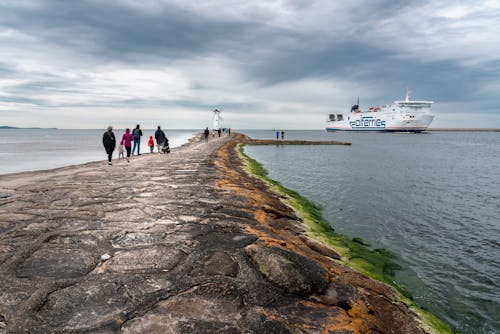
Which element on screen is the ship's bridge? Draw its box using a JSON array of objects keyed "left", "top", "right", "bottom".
[{"left": 394, "top": 101, "right": 433, "bottom": 108}]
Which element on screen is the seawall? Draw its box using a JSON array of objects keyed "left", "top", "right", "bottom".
[{"left": 0, "top": 133, "right": 443, "bottom": 333}]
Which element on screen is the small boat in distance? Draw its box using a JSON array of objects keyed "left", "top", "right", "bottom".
[{"left": 326, "top": 89, "right": 434, "bottom": 132}]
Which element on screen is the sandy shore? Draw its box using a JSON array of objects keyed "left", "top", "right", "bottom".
[{"left": 0, "top": 134, "right": 437, "bottom": 333}]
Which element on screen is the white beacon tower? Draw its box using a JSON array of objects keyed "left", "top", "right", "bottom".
[{"left": 213, "top": 109, "right": 223, "bottom": 130}]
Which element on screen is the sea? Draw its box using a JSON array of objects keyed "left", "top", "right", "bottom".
[
  {"left": 0, "top": 128, "right": 499, "bottom": 333},
  {"left": 0, "top": 129, "right": 197, "bottom": 174},
  {"left": 242, "top": 130, "right": 499, "bottom": 334}
]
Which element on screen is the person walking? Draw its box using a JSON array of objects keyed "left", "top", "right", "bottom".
[
  {"left": 132, "top": 124, "right": 143, "bottom": 155},
  {"left": 154, "top": 126, "right": 166, "bottom": 153},
  {"left": 281, "top": 130, "right": 285, "bottom": 140},
  {"left": 148, "top": 135, "right": 154, "bottom": 153},
  {"left": 276, "top": 130, "right": 279, "bottom": 141},
  {"left": 117, "top": 142, "right": 124, "bottom": 160},
  {"left": 204, "top": 127, "right": 210, "bottom": 142},
  {"left": 102, "top": 126, "right": 116, "bottom": 165},
  {"left": 121, "top": 128, "right": 133, "bottom": 162},
  {"left": 228, "top": 128, "right": 231, "bottom": 136}
]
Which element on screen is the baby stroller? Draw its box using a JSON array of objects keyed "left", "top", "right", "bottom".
[{"left": 161, "top": 138, "right": 170, "bottom": 154}]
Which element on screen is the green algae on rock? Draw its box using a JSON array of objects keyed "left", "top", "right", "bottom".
[{"left": 237, "top": 142, "right": 453, "bottom": 334}]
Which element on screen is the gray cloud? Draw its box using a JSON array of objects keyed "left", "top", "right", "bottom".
[{"left": 0, "top": 0, "right": 499, "bottom": 128}]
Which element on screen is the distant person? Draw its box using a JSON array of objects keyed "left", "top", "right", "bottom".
[
  {"left": 276, "top": 130, "right": 279, "bottom": 141},
  {"left": 155, "top": 126, "right": 166, "bottom": 153},
  {"left": 217, "top": 128, "right": 221, "bottom": 137},
  {"left": 102, "top": 126, "right": 116, "bottom": 165},
  {"left": 121, "top": 128, "right": 133, "bottom": 162},
  {"left": 148, "top": 135, "right": 154, "bottom": 153},
  {"left": 204, "top": 127, "right": 210, "bottom": 142},
  {"left": 281, "top": 130, "right": 285, "bottom": 140},
  {"left": 228, "top": 128, "right": 231, "bottom": 136},
  {"left": 132, "top": 124, "right": 143, "bottom": 155}
]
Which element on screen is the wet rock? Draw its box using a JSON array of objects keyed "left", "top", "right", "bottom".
[
  {"left": 0, "top": 244, "right": 14, "bottom": 264},
  {"left": 196, "top": 231, "right": 257, "bottom": 250},
  {"left": 268, "top": 218, "right": 307, "bottom": 234},
  {"left": 0, "top": 277, "right": 39, "bottom": 308},
  {"left": 122, "top": 282, "right": 243, "bottom": 333},
  {"left": 190, "top": 251, "right": 239, "bottom": 277},
  {"left": 244, "top": 312, "right": 291, "bottom": 334},
  {"left": 245, "top": 243, "right": 329, "bottom": 296},
  {"left": 255, "top": 300, "right": 345, "bottom": 333},
  {"left": 37, "top": 280, "right": 133, "bottom": 331},
  {"left": 311, "top": 282, "right": 357, "bottom": 311},
  {"left": 94, "top": 246, "right": 184, "bottom": 274},
  {"left": 0, "top": 313, "right": 6, "bottom": 334},
  {"left": 299, "top": 236, "right": 342, "bottom": 260},
  {"left": 17, "top": 247, "right": 98, "bottom": 278},
  {"left": 46, "top": 232, "right": 106, "bottom": 248},
  {"left": 177, "top": 320, "right": 241, "bottom": 334},
  {"left": 111, "top": 231, "right": 168, "bottom": 248}
]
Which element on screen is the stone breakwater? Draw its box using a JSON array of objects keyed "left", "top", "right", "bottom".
[{"left": 0, "top": 134, "right": 431, "bottom": 333}]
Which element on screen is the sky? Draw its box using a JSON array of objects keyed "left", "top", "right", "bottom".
[{"left": 0, "top": 0, "right": 499, "bottom": 129}]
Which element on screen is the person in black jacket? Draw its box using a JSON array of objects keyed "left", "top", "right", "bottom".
[
  {"left": 204, "top": 127, "right": 210, "bottom": 142},
  {"left": 132, "top": 124, "right": 143, "bottom": 155},
  {"left": 102, "top": 126, "right": 116, "bottom": 165},
  {"left": 154, "top": 126, "right": 166, "bottom": 153}
]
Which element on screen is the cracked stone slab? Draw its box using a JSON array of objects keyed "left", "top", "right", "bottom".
[
  {"left": 93, "top": 246, "right": 186, "bottom": 274},
  {"left": 36, "top": 281, "right": 134, "bottom": 331},
  {"left": 189, "top": 251, "right": 239, "bottom": 277},
  {"left": 17, "top": 247, "right": 98, "bottom": 279},
  {"left": 121, "top": 282, "right": 243, "bottom": 333}
]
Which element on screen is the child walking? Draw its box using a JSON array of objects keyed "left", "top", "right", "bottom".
[
  {"left": 148, "top": 135, "right": 154, "bottom": 153},
  {"left": 117, "top": 142, "right": 125, "bottom": 159}
]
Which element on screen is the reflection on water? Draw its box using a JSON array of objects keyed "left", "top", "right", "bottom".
[{"left": 242, "top": 130, "right": 500, "bottom": 334}]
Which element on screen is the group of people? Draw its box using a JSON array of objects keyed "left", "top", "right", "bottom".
[
  {"left": 203, "top": 127, "right": 231, "bottom": 142},
  {"left": 102, "top": 125, "right": 169, "bottom": 165},
  {"left": 276, "top": 130, "right": 285, "bottom": 140}
]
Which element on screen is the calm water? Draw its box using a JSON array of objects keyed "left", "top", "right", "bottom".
[
  {"left": 0, "top": 129, "right": 197, "bottom": 174},
  {"left": 242, "top": 130, "right": 499, "bottom": 334}
]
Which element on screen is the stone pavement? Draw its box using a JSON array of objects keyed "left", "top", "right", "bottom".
[{"left": 0, "top": 134, "right": 430, "bottom": 333}]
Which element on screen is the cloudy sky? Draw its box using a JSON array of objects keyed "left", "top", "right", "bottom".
[{"left": 1, "top": 0, "right": 499, "bottom": 129}]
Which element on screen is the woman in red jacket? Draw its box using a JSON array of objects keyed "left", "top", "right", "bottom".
[{"left": 121, "top": 128, "right": 134, "bottom": 162}]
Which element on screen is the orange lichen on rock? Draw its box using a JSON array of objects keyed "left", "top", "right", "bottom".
[{"left": 214, "top": 134, "right": 433, "bottom": 334}]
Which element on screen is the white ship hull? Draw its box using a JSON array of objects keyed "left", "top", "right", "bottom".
[
  {"left": 326, "top": 91, "right": 434, "bottom": 132},
  {"left": 326, "top": 113, "right": 434, "bottom": 132}
]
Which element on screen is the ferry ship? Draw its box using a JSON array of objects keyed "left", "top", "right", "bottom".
[{"left": 326, "top": 90, "right": 434, "bottom": 132}]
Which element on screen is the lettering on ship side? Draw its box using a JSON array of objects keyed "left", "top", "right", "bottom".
[{"left": 349, "top": 116, "right": 386, "bottom": 129}]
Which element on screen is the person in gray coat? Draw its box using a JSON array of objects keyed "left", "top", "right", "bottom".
[
  {"left": 102, "top": 126, "right": 116, "bottom": 165},
  {"left": 154, "top": 126, "right": 167, "bottom": 153}
]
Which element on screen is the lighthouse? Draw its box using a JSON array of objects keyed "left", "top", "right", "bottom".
[{"left": 212, "top": 109, "right": 222, "bottom": 130}]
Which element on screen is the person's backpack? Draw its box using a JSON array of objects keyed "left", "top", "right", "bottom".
[{"left": 133, "top": 129, "right": 141, "bottom": 139}]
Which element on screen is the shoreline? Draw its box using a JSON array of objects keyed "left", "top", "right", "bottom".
[
  {"left": 221, "top": 134, "right": 452, "bottom": 333},
  {"left": 235, "top": 137, "right": 452, "bottom": 333},
  {"left": 0, "top": 133, "right": 451, "bottom": 333}
]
